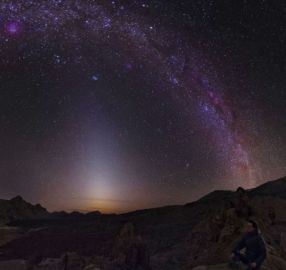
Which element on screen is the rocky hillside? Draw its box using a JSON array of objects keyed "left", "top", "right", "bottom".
[{"left": 0, "top": 196, "right": 49, "bottom": 225}]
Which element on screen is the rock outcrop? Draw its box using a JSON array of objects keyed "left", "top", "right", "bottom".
[
  {"left": 0, "top": 196, "right": 48, "bottom": 225},
  {"left": 107, "top": 222, "right": 152, "bottom": 270}
]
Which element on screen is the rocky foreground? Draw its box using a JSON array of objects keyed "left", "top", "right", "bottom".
[{"left": 0, "top": 176, "right": 286, "bottom": 269}]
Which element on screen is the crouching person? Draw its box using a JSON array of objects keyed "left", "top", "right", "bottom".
[{"left": 229, "top": 220, "right": 266, "bottom": 269}]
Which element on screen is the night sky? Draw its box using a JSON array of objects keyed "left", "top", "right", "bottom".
[{"left": 0, "top": 1, "right": 285, "bottom": 213}]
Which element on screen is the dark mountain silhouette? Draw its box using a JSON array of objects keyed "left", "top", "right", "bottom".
[
  {"left": 187, "top": 176, "right": 286, "bottom": 206},
  {"left": 249, "top": 176, "right": 286, "bottom": 198},
  {"left": 0, "top": 196, "right": 48, "bottom": 225},
  {"left": 0, "top": 176, "right": 286, "bottom": 270}
]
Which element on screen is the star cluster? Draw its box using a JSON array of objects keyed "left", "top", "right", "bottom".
[{"left": 0, "top": 0, "right": 285, "bottom": 213}]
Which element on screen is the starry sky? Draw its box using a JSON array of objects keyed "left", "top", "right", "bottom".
[{"left": 0, "top": 0, "right": 285, "bottom": 214}]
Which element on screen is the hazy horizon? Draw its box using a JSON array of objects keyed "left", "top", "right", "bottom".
[{"left": 2, "top": 175, "right": 285, "bottom": 214}]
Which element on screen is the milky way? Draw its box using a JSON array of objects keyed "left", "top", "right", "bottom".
[{"left": 0, "top": 1, "right": 285, "bottom": 213}]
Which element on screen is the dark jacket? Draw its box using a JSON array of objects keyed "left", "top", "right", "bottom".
[{"left": 232, "top": 229, "right": 267, "bottom": 265}]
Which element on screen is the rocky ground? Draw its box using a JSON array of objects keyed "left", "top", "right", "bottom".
[{"left": 0, "top": 176, "right": 286, "bottom": 270}]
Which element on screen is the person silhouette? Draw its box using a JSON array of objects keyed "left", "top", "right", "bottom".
[{"left": 229, "top": 220, "right": 266, "bottom": 269}]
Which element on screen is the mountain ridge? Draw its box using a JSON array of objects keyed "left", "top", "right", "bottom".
[{"left": 1, "top": 176, "right": 286, "bottom": 224}]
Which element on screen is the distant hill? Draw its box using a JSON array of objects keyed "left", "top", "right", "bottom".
[
  {"left": 185, "top": 176, "right": 286, "bottom": 206},
  {"left": 190, "top": 190, "right": 233, "bottom": 204},
  {"left": 1, "top": 176, "right": 286, "bottom": 225},
  {"left": 249, "top": 176, "right": 286, "bottom": 198},
  {"left": 0, "top": 196, "right": 49, "bottom": 225}
]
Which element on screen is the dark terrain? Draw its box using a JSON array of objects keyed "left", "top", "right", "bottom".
[{"left": 1, "top": 176, "right": 286, "bottom": 269}]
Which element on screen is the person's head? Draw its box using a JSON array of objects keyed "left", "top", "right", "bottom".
[{"left": 245, "top": 219, "right": 258, "bottom": 233}]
